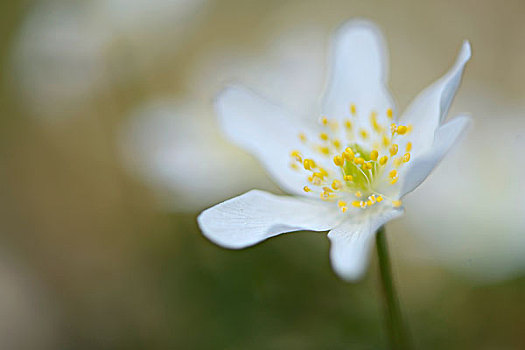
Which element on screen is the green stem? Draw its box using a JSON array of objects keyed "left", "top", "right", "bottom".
[{"left": 376, "top": 226, "right": 411, "bottom": 350}]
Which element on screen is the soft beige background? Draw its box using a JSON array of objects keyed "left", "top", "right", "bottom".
[{"left": 0, "top": 0, "right": 524, "bottom": 348}]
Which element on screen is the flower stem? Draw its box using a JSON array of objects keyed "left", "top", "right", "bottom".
[{"left": 375, "top": 226, "right": 411, "bottom": 350}]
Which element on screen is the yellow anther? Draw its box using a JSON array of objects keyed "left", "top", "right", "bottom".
[
  {"left": 309, "top": 175, "right": 322, "bottom": 186},
  {"left": 318, "top": 168, "right": 328, "bottom": 177},
  {"left": 360, "top": 201, "right": 367, "bottom": 209},
  {"left": 338, "top": 200, "right": 347, "bottom": 208},
  {"left": 390, "top": 123, "right": 397, "bottom": 134},
  {"left": 389, "top": 170, "right": 398, "bottom": 179},
  {"left": 299, "top": 133, "right": 307, "bottom": 142},
  {"left": 290, "top": 163, "right": 299, "bottom": 170},
  {"left": 371, "top": 150, "right": 379, "bottom": 161},
  {"left": 402, "top": 153, "right": 411, "bottom": 162},
  {"left": 382, "top": 135, "right": 391, "bottom": 147},
  {"left": 303, "top": 159, "right": 315, "bottom": 170},
  {"left": 303, "top": 186, "right": 311, "bottom": 192},
  {"left": 344, "top": 175, "right": 353, "bottom": 182},
  {"left": 379, "top": 156, "right": 388, "bottom": 166},
  {"left": 319, "top": 132, "right": 329, "bottom": 141},
  {"left": 352, "top": 201, "right": 361, "bottom": 208},
  {"left": 367, "top": 200, "right": 373, "bottom": 206},
  {"left": 363, "top": 162, "right": 373, "bottom": 170},
  {"left": 359, "top": 129, "right": 369, "bottom": 139},
  {"left": 323, "top": 187, "right": 333, "bottom": 193},
  {"left": 332, "top": 139, "right": 342, "bottom": 150},
  {"left": 393, "top": 157, "right": 403, "bottom": 167},
  {"left": 376, "top": 196, "right": 384, "bottom": 203},
  {"left": 397, "top": 125, "right": 408, "bottom": 135},
  {"left": 321, "top": 116, "right": 328, "bottom": 126},
  {"left": 331, "top": 180, "right": 342, "bottom": 190},
  {"left": 406, "top": 142, "right": 412, "bottom": 152},
  {"left": 389, "top": 144, "right": 399, "bottom": 156},
  {"left": 368, "top": 195, "right": 376, "bottom": 204},
  {"left": 392, "top": 200, "right": 402, "bottom": 208},
  {"left": 290, "top": 150, "right": 302, "bottom": 162},
  {"left": 320, "top": 192, "right": 330, "bottom": 200},
  {"left": 319, "top": 146, "right": 330, "bottom": 155},
  {"left": 407, "top": 124, "right": 413, "bottom": 133},
  {"left": 333, "top": 155, "right": 344, "bottom": 167},
  {"left": 354, "top": 157, "right": 364, "bottom": 165},
  {"left": 350, "top": 103, "right": 357, "bottom": 115},
  {"left": 313, "top": 172, "right": 325, "bottom": 180},
  {"left": 355, "top": 191, "right": 362, "bottom": 198},
  {"left": 343, "top": 147, "right": 355, "bottom": 161},
  {"left": 344, "top": 119, "right": 352, "bottom": 130},
  {"left": 386, "top": 108, "right": 393, "bottom": 119},
  {"left": 341, "top": 207, "right": 348, "bottom": 213},
  {"left": 390, "top": 177, "right": 399, "bottom": 184}
]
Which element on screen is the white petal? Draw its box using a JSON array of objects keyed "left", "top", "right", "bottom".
[
  {"left": 399, "top": 41, "right": 471, "bottom": 157},
  {"left": 328, "top": 207, "right": 404, "bottom": 281},
  {"left": 198, "top": 190, "right": 344, "bottom": 249},
  {"left": 322, "top": 20, "right": 394, "bottom": 128},
  {"left": 216, "top": 86, "right": 320, "bottom": 196},
  {"left": 400, "top": 115, "right": 471, "bottom": 197}
]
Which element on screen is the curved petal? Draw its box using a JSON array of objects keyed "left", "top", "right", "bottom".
[
  {"left": 198, "top": 190, "right": 344, "bottom": 249},
  {"left": 327, "top": 207, "right": 404, "bottom": 281},
  {"left": 399, "top": 41, "right": 471, "bottom": 157},
  {"left": 400, "top": 115, "right": 471, "bottom": 197},
  {"left": 322, "top": 19, "right": 394, "bottom": 129},
  {"left": 215, "top": 86, "right": 320, "bottom": 196}
]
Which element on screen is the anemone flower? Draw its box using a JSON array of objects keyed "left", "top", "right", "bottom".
[{"left": 198, "top": 20, "right": 470, "bottom": 283}]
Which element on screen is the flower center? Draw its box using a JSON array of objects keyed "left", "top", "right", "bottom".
[{"left": 290, "top": 104, "right": 413, "bottom": 213}]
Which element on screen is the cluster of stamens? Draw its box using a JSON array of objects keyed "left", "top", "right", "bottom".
[{"left": 290, "top": 104, "right": 413, "bottom": 213}]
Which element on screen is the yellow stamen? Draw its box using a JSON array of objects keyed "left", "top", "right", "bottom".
[
  {"left": 392, "top": 200, "right": 402, "bottom": 208},
  {"left": 303, "top": 186, "right": 311, "bottom": 192},
  {"left": 403, "top": 153, "right": 411, "bottom": 162},
  {"left": 319, "top": 146, "right": 330, "bottom": 155},
  {"left": 338, "top": 200, "right": 347, "bottom": 208},
  {"left": 321, "top": 116, "right": 328, "bottom": 126},
  {"left": 390, "top": 177, "right": 399, "bottom": 184},
  {"left": 355, "top": 157, "right": 365, "bottom": 165},
  {"left": 343, "top": 147, "right": 355, "bottom": 161},
  {"left": 344, "top": 175, "right": 353, "bottom": 182},
  {"left": 406, "top": 142, "right": 412, "bottom": 152},
  {"left": 299, "top": 133, "right": 307, "bottom": 142},
  {"left": 363, "top": 162, "right": 373, "bottom": 170},
  {"left": 379, "top": 156, "right": 388, "bottom": 166},
  {"left": 319, "top": 132, "right": 329, "bottom": 141},
  {"left": 290, "top": 150, "right": 302, "bottom": 162},
  {"left": 397, "top": 125, "right": 408, "bottom": 135},
  {"left": 389, "top": 144, "right": 399, "bottom": 156},
  {"left": 352, "top": 201, "right": 361, "bottom": 207},
  {"left": 290, "top": 163, "right": 299, "bottom": 170},
  {"left": 344, "top": 119, "right": 352, "bottom": 130},
  {"left": 376, "top": 196, "right": 384, "bottom": 202},
  {"left": 331, "top": 180, "right": 342, "bottom": 190},
  {"left": 341, "top": 207, "right": 348, "bottom": 213},
  {"left": 389, "top": 170, "right": 398, "bottom": 178},
  {"left": 394, "top": 157, "right": 403, "bottom": 167},
  {"left": 333, "top": 139, "right": 342, "bottom": 150},
  {"left": 355, "top": 191, "right": 362, "bottom": 198},
  {"left": 386, "top": 108, "right": 393, "bottom": 119},
  {"left": 371, "top": 150, "right": 378, "bottom": 161},
  {"left": 303, "top": 159, "right": 315, "bottom": 170},
  {"left": 333, "top": 155, "right": 344, "bottom": 167},
  {"left": 359, "top": 129, "right": 369, "bottom": 139},
  {"left": 350, "top": 103, "right": 357, "bottom": 115},
  {"left": 382, "top": 135, "right": 390, "bottom": 147}
]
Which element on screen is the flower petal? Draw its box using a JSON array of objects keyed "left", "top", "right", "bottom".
[
  {"left": 399, "top": 41, "right": 471, "bottom": 157},
  {"left": 400, "top": 115, "right": 471, "bottom": 197},
  {"left": 327, "top": 207, "right": 404, "bottom": 281},
  {"left": 215, "top": 86, "right": 320, "bottom": 195},
  {"left": 322, "top": 20, "right": 394, "bottom": 128},
  {"left": 198, "top": 190, "right": 344, "bottom": 249}
]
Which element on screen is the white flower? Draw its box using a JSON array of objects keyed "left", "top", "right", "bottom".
[{"left": 198, "top": 20, "right": 472, "bottom": 281}]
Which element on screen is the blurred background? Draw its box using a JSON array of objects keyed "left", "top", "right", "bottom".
[{"left": 0, "top": 0, "right": 524, "bottom": 349}]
